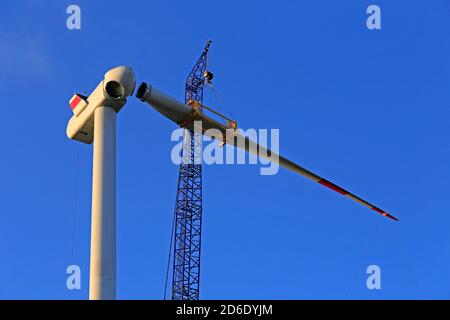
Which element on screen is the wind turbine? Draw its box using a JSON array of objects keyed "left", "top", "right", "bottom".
[
  {"left": 66, "top": 66, "right": 136, "bottom": 300},
  {"left": 66, "top": 66, "right": 396, "bottom": 300}
]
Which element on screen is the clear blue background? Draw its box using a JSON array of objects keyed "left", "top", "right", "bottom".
[{"left": 1, "top": 0, "right": 450, "bottom": 299}]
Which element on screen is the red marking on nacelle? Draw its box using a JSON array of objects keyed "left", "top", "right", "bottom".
[{"left": 70, "top": 95, "right": 82, "bottom": 110}]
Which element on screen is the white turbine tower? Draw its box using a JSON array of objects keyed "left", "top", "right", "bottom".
[{"left": 66, "top": 66, "right": 136, "bottom": 300}]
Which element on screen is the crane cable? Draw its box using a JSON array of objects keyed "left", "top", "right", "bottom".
[
  {"left": 204, "top": 44, "right": 236, "bottom": 121},
  {"left": 70, "top": 145, "right": 81, "bottom": 265},
  {"left": 207, "top": 82, "right": 236, "bottom": 121},
  {"left": 163, "top": 208, "right": 176, "bottom": 300}
]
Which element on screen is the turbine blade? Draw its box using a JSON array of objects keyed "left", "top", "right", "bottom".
[
  {"left": 222, "top": 132, "right": 397, "bottom": 221},
  {"left": 136, "top": 82, "right": 396, "bottom": 221}
]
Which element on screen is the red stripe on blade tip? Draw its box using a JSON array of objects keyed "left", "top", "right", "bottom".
[
  {"left": 371, "top": 206, "right": 398, "bottom": 221},
  {"left": 318, "top": 179, "right": 348, "bottom": 195}
]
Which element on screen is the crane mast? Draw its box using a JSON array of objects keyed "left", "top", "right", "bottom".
[{"left": 171, "top": 41, "right": 212, "bottom": 300}]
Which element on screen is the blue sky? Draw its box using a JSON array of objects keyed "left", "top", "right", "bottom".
[{"left": 1, "top": 0, "right": 450, "bottom": 299}]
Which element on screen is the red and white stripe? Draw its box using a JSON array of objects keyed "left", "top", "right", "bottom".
[
  {"left": 69, "top": 94, "right": 88, "bottom": 116},
  {"left": 317, "top": 178, "right": 397, "bottom": 221},
  {"left": 69, "top": 95, "right": 82, "bottom": 110},
  {"left": 278, "top": 156, "right": 398, "bottom": 221}
]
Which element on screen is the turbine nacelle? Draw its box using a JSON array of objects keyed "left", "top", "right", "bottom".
[{"left": 66, "top": 66, "right": 136, "bottom": 144}]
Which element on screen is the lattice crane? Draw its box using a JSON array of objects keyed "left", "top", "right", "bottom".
[{"left": 171, "top": 40, "right": 212, "bottom": 300}]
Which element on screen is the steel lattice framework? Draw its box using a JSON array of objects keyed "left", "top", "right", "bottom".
[{"left": 172, "top": 41, "right": 211, "bottom": 300}]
